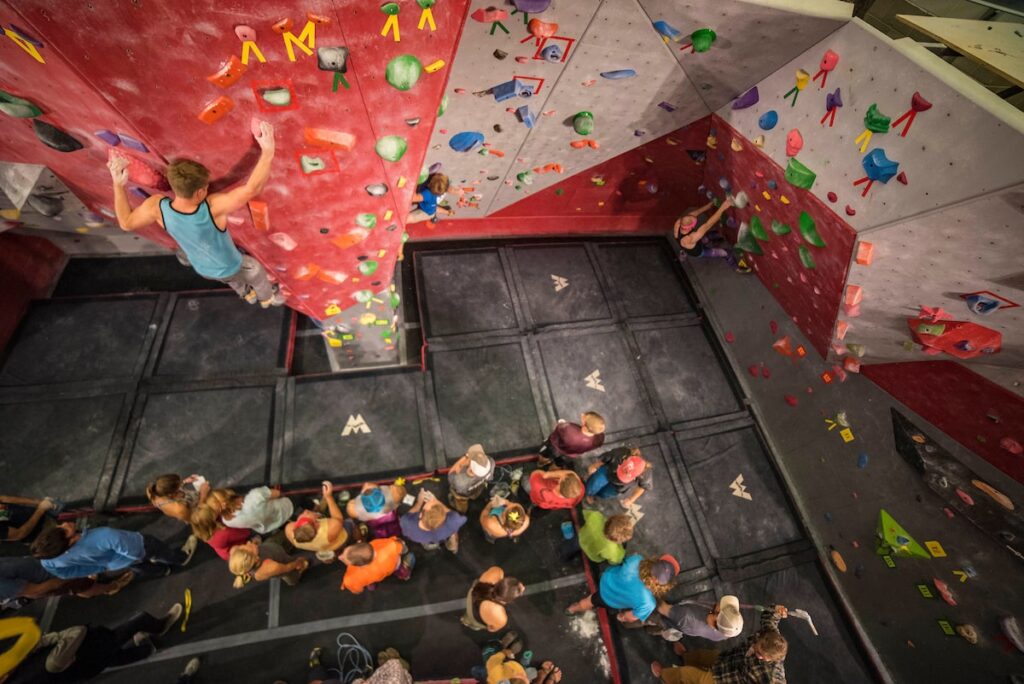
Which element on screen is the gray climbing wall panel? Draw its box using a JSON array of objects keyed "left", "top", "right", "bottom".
[
  {"left": 423, "top": 0, "right": 604, "bottom": 219},
  {"left": 844, "top": 185, "right": 1024, "bottom": 371},
  {"left": 635, "top": 0, "right": 851, "bottom": 111},
  {"left": 715, "top": 19, "right": 1024, "bottom": 232},
  {"left": 486, "top": 0, "right": 711, "bottom": 214}
]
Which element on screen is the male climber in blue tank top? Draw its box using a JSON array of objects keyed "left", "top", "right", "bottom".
[{"left": 107, "top": 121, "right": 285, "bottom": 308}]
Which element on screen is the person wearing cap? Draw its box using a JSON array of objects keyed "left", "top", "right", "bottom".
[
  {"left": 652, "top": 604, "right": 789, "bottom": 684},
  {"left": 656, "top": 596, "right": 745, "bottom": 643},
  {"left": 538, "top": 412, "right": 607, "bottom": 470},
  {"left": 399, "top": 489, "right": 467, "bottom": 553},
  {"left": 285, "top": 481, "right": 354, "bottom": 562},
  {"left": 447, "top": 444, "right": 495, "bottom": 514},
  {"left": 346, "top": 481, "right": 406, "bottom": 539},
  {"left": 566, "top": 554, "right": 679, "bottom": 624},
  {"left": 479, "top": 495, "right": 530, "bottom": 542},
  {"left": 584, "top": 447, "right": 653, "bottom": 508}
]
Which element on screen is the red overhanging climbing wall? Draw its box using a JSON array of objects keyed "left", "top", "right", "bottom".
[
  {"left": 0, "top": 233, "right": 65, "bottom": 352},
  {"left": 1, "top": 0, "right": 470, "bottom": 321},
  {"left": 705, "top": 115, "right": 857, "bottom": 358},
  {"left": 405, "top": 118, "right": 711, "bottom": 240},
  {"left": 862, "top": 361, "right": 1024, "bottom": 484}
]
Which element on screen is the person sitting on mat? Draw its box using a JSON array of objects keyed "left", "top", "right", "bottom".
[
  {"left": 538, "top": 412, "right": 606, "bottom": 470},
  {"left": 479, "top": 496, "right": 530, "bottom": 543},
  {"left": 339, "top": 538, "right": 415, "bottom": 594},
  {"left": 461, "top": 566, "right": 525, "bottom": 632},
  {"left": 399, "top": 489, "right": 466, "bottom": 554},
  {"left": 0, "top": 495, "right": 61, "bottom": 546},
  {"left": 107, "top": 120, "right": 285, "bottom": 308},
  {"left": 228, "top": 540, "right": 308, "bottom": 589},
  {"left": 30, "top": 523, "right": 192, "bottom": 579},
  {"left": 285, "top": 481, "right": 354, "bottom": 563},
  {"left": 566, "top": 554, "right": 679, "bottom": 625},
  {"left": 584, "top": 446, "right": 653, "bottom": 509},
  {"left": 406, "top": 173, "right": 454, "bottom": 224},
  {"left": 304, "top": 646, "right": 412, "bottom": 684},
  {"left": 672, "top": 197, "right": 735, "bottom": 264},
  {"left": 561, "top": 509, "right": 633, "bottom": 565},
  {"left": 347, "top": 482, "right": 406, "bottom": 539},
  {"left": 190, "top": 494, "right": 254, "bottom": 561},
  {"left": 651, "top": 605, "right": 789, "bottom": 684},
  {"left": 447, "top": 443, "right": 495, "bottom": 514},
  {"left": 218, "top": 486, "right": 293, "bottom": 536},
  {"left": 146, "top": 473, "right": 209, "bottom": 524},
  {"left": 655, "top": 595, "right": 745, "bottom": 644},
  {"left": 526, "top": 469, "right": 584, "bottom": 511}
]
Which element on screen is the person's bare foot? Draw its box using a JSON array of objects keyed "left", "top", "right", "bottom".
[
  {"left": 651, "top": 661, "right": 664, "bottom": 677},
  {"left": 549, "top": 667, "right": 562, "bottom": 682},
  {"left": 107, "top": 571, "right": 134, "bottom": 595},
  {"left": 673, "top": 641, "right": 687, "bottom": 657}
]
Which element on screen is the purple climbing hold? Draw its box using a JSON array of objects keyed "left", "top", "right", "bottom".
[
  {"left": 658, "top": 101, "right": 676, "bottom": 112},
  {"left": 513, "top": 0, "right": 551, "bottom": 12},
  {"left": 540, "top": 44, "right": 562, "bottom": 62},
  {"left": 129, "top": 186, "right": 150, "bottom": 199},
  {"left": 634, "top": 129, "right": 646, "bottom": 136},
  {"left": 118, "top": 133, "right": 149, "bottom": 153},
  {"left": 516, "top": 105, "right": 536, "bottom": 129},
  {"left": 7, "top": 24, "right": 42, "bottom": 48},
  {"left": 732, "top": 86, "right": 759, "bottom": 110},
  {"left": 826, "top": 88, "right": 843, "bottom": 111},
  {"left": 600, "top": 69, "right": 636, "bottom": 79},
  {"left": 94, "top": 130, "right": 120, "bottom": 146},
  {"left": 862, "top": 148, "right": 899, "bottom": 183},
  {"left": 429, "top": 162, "right": 443, "bottom": 174}
]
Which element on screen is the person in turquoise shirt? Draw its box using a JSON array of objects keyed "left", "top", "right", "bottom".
[
  {"left": 566, "top": 553, "right": 679, "bottom": 624},
  {"left": 108, "top": 120, "right": 284, "bottom": 308}
]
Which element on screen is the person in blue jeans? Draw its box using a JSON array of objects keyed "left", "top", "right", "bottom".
[
  {"left": 29, "top": 523, "right": 191, "bottom": 579},
  {"left": 108, "top": 120, "right": 285, "bottom": 308},
  {"left": 566, "top": 554, "right": 679, "bottom": 625},
  {"left": 406, "top": 173, "right": 454, "bottom": 224},
  {"left": 584, "top": 447, "right": 653, "bottom": 509}
]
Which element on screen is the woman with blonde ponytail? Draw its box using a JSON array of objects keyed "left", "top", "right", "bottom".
[
  {"left": 190, "top": 489, "right": 253, "bottom": 561},
  {"left": 227, "top": 540, "right": 308, "bottom": 589}
]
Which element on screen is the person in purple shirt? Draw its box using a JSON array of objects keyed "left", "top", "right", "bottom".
[
  {"left": 538, "top": 412, "right": 606, "bottom": 470},
  {"left": 399, "top": 489, "right": 466, "bottom": 554},
  {"left": 30, "top": 523, "right": 191, "bottom": 579}
]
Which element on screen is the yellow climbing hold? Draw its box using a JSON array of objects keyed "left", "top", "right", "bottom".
[
  {"left": 731, "top": 139, "right": 743, "bottom": 152},
  {"left": 397, "top": 176, "right": 407, "bottom": 188},
  {"left": 325, "top": 303, "right": 341, "bottom": 316},
  {"left": 384, "top": 209, "right": 393, "bottom": 220},
  {"left": 424, "top": 59, "right": 445, "bottom": 73},
  {"left": 377, "top": 249, "right": 387, "bottom": 258},
  {"left": 360, "top": 313, "right": 378, "bottom": 325},
  {"left": 706, "top": 135, "right": 717, "bottom": 149},
  {"left": 780, "top": 195, "right": 791, "bottom": 205},
  {"left": 75, "top": 227, "right": 90, "bottom": 233},
  {"left": 762, "top": 191, "right": 772, "bottom": 201}
]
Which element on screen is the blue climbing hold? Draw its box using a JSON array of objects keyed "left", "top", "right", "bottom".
[
  {"left": 767, "top": 180, "right": 777, "bottom": 190},
  {"left": 759, "top": 110, "right": 778, "bottom": 130},
  {"left": 540, "top": 44, "right": 562, "bottom": 62},
  {"left": 449, "top": 131, "right": 485, "bottom": 153},
  {"left": 513, "top": 0, "right": 551, "bottom": 11},
  {"left": 492, "top": 79, "right": 534, "bottom": 102},
  {"left": 652, "top": 20, "right": 682, "bottom": 42},
  {"left": 857, "top": 453, "right": 869, "bottom": 469},
  {"left": 862, "top": 148, "right": 899, "bottom": 183},
  {"left": 600, "top": 69, "right": 636, "bottom": 80},
  {"left": 516, "top": 105, "right": 536, "bottom": 129}
]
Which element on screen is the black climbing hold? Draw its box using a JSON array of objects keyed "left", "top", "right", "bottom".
[
  {"left": 493, "top": 49, "right": 508, "bottom": 60},
  {"left": 32, "top": 120, "right": 83, "bottom": 152},
  {"left": 319, "top": 227, "right": 329, "bottom": 234},
  {"left": 405, "top": 117, "right": 421, "bottom": 126},
  {"left": 27, "top": 194, "right": 63, "bottom": 217},
  {"left": 493, "top": 124, "right": 502, "bottom": 133},
  {"left": 487, "top": 175, "right": 499, "bottom": 181},
  {"left": 385, "top": 224, "right": 398, "bottom": 231}
]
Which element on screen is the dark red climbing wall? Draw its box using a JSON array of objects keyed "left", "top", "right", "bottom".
[
  {"left": 0, "top": 232, "right": 65, "bottom": 352},
  {"left": 3, "top": 0, "right": 470, "bottom": 320},
  {"left": 406, "top": 117, "right": 711, "bottom": 240},
  {"left": 705, "top": 115, "right": 856, "bottom": 358},
  {"left": 863, "top": 361, "right": 1024, "bottom": 484}
]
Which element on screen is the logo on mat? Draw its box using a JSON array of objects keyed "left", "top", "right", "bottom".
[
  {"left": 584, "top": 370, "right": 605, "bottom": 392},
  {"left": 729, "top": 474, "right": 752, "bottom": 501},
  {"left": 551, "top": 274, "right": 569, "bottom": 292},
  {"left": 341, "top": 414, "right": 371, "bottom": 436}
]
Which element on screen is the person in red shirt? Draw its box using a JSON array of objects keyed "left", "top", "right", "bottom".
[
  {"left": 538, "top": 412, "right": 606, "bottom": 470},
  {"left": 527, "top": 469, "right": 584, "bottom": 511},
  {"left": 339, "top": 538, "right": 414, "bottom": 594},
  {"left": 189, "top": 490, "right": 254, "bottom": 561}
]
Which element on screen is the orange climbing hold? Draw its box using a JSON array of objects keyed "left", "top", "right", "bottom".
[
  {"left": 307, "top": 12, "right": 331, "bottom": 24},
  {"left": 830, "top": 547, "right": 848, "bottom": 572},
  {"left": 570, "top": 139, "right": 599, "bottom": 149},
  {"left": 248, "top": 200, "right": 270, "bottom": 230},
  {"left": 856, "top": 242, "right": 874, "bottom": 265},
  {"left": 772, "top": 336, "right": 794, "bottom": 357},
  {"left": 272, "top": 17, "right": 294, "bottom": 34},
  {"left": 845, "top": 285, "right": 863, "bottom": 308},
  {"left": 835, "top": 320, "right": 850, "bottom": 340},
  {"left": 304, "top": 128, "right": 356, "bottom": 151},
  {"left": 528, "top": 19, "right": 558, "bottom": 40},
  {"left": 197, "top": 96, "right": 234, "bottom": 124},
  {"left": 533, "top": 163, "right": 564, "bottom": 174},
  {"left": 295, "top": 263, "right": 320, "bottom": 280},
  {"left": 207, "top": 55, "right": 247, "bottom": 88}
]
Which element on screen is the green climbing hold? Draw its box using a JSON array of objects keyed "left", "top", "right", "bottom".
[
  {"left": 690, "top": 28, "right": 717, "bottom": 53},
  {"left": 749, "top": 215, "right": 769, "bottom": 241},
  {"left": 390, "top": 292, "right": 401, "bottom": 308},
  {"left": 876, "top": 509, "right": 930, "bottom": 559},
  {"left": 863, "top": 103, "right": 891, "bottom": 133},
  {"left": 356, "top": 213, "right": 377, "bottom": 229},
  {"left": 798, "top": 211, "right": 826, "bottom": 247},
  {"left": 798, "top": 245, "right": 816, "bottom": 269},
  {"left": 517, "top": 171, "right": 534, "bottom": 185},
  {"left": 554, "top": 188, "right": 564, "bottom": 196},
  {"left": 770, "top": 219, "right": 791, "bottom": 236},
  {"left": 573, "top": 111, "right": 594, "bottom": 136},
  {"left": 381, "top": 2, "right": 400, "bottom": 15},
  {"left": 358, "top": 260, "right": 379, "bottom": 275},
  {"left": 0, "top": 90, "right": 42, "bottom": 118},
  {"left": 437, "top": 94, "right": 449, "bottom": 117},
  {"left": 375, "top": 135, "right": 407, "bottom": 162},
  {"left": 417, "top": 0, "right": 436, "bottom": 7},
  {"left": 401, "top": 231, "right": 409, "bottom": 243},
  {"left": 354, "top": 289, "right": 374, "bottom": 303},
  {"left": 784, "top": 157, "right": 816, "bottom": 190},
  {"left": 300, "top": 155, "right": 326, "bottom": 174},
  {"left": 736, "top": 222, "right": 763, "bottom": 256},
  {"left": 386, "top": 55, "right": 423, "bottom": 91},
  {"left": 418, "top": 167, "right": 429, "bottom": 184}
]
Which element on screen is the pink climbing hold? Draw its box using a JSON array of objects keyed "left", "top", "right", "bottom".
[
  {"left": 785, "top": 129, "right": 803, "bottom": 157},
  {"left": 515, "top": 56, "right": 530, "bottom": 63},
  {"left": 454, "top": 88, "right": 467, "bottom": 94},
  {"left": 235, "top": 25, "right": 256, "bottom": 42},
  {"left": 943, "top": 507, "right": 955, "bottom": 519},
  {"left": 955, "top": 488, "right": 975, "bottom": 505},
  {"left": 761, "top": 366, "right": 771, "bottom": 379},
  {"left": 1001, "top": 437, "right": 1023, "bottom": 455},
  {"left": 784, "top": 395, "right": 798, "bottom": 407},
  {"left": 843, "top": 356, "right": 861, "bottom": 373},
  {"left": 827, "top": 191, "right": 837, "bottom": 203},
  {"left": 896, "top": 171, "right": 908, "bottom": 185},
  {"left": 845, "top": 205, "right": 856, "bottom": 216},
  {"left": 934, "top": 578, "right": 957, "bottom": 606},
  {"left": 748, "top": 364, "right": 759, "bottom": 377},
  {"left": 725, "top": 331, "right": 735, "bottom": 343}
]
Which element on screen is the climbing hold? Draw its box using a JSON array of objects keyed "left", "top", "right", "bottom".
[
  {"left": 784, "top": 157, "right": 816, "bottom": 190},
  {"left": 272, "top": 17, "right": 293, "bottom": 34},
  {"left": 784, "top": 395, "right": 798, "bottom": 407},
  {"left": 891, "top": 92, "right": 932, "bottom": 137},
  {"left": 812, "top": 49, "right": 840, "bottom": 88},
  {"left": 829, "top": 546, "right": 847, "bottom": 572},
  {"left": 653, "top": 20, "right": 682, "bottom": 42},
  {"left": 706, "top": 135, "right": 716, "bottom": 149},
  {"left": 260, "top": 87, "right": 292, "bottom": 107},
  {"left": 0, "top": 90, "right": 42, "bottom": 118},
  {"left": 353, "top": 290, "right": 374, "bottom": 304},
  {"left": 528, "top": 19, "right": 558, "bottom": 40},
  {"left": 758, "top": 110, "right": 778, "bottom": 130},
  {"left": 405, "top": 118, "right": 420, "bottom": 127},
  {"left": 749, "top": 216, "right": 769, "bottom": 241},
  {"left": 94, "top": 130, "right": 120, "bottom": 146},
  {"left": 896, "top": 171, "right": 908, "bottom": 185},
  {"left": 767, "top": 180, "right": 778, "bottom": 190},
  {"left": 956, "top": 625, "right": 978, "bottom": 645},
  {"left": 269, "top": 232, "right": 297, "bottom": 251},
  {"left": 863, "top": 103, "right": 891, "bottom": 133},
  {"left": 365, "top": 183, "right": 388, "bottom": 197},
  {"left": 821, "top": 88, "right": 843, "bottom": 126},
  {"left": 437, "top": 95, "right": 449, "bottom": 117},
  {"left": 317, "top": 46, "right": 349, "bottom": 72},
  {"left": 516, "top": 105, "right": 536, "bottom": 128},
  {"left": 735, "top": 222, "right": 763, "bottom": 255},
  {"left": 798, "top": 212, "right": 826, "bottom": 247},
  {"left": 731, "top": 86, "right": 759, "bottom": 110},
  {"left": 573, "top": 111, "right": 594, "bottom": 136},
  {"left": 492, "top": 79, "right": 534, "bottom": 102},
  {"left": 731, "top": 191, "right": 748, "bottom": 209},
  {"left": 785, "top": 129, "right": 803, "bottom": 157},
  {"left": 356, "top": 213, "right": 377, "bottom": 229},
  {"left": 118, "top": 134, "right": 148, "bottom": 153},
  {"left": 862, "top": 148, "right": 899, "bottom": 182},
  {"left": 855, "top": 242, "right": 874, "bottom": 265},
  {"left": 783, "top": 70, "right": 810, "bottom": 105},
  {"left": 690, "top": 28, "right": 716, "bottom": 53},
  {"left": 27, "top": 194, "right": 63, "bottom": 217},
  {"left": 307, "top": 12, "right": 332, "bottom": 24},
  {"left": 752, "top": 135, "right": 765, "bottom": 148},
  {"left": 380, "top": 2, "right": 400, "bottom": 14},
  {"left": 933, "top": 579, "right": 957, "bottom": 606},
  {"left": 600, "top": 69, "right": 636, "bottom": 80},
  {"left": 449, "top": 131, "right": 484, "bottom": 152},
  {"left": 471, "top": 7, "right": 508, "bottom": 22},
  {"left": 358, "top": 260, "right": 379, "bottom": 276},
  {"left": 731, "top": 139, "right": 743, "bottom": 152},
  {"left": 375, "top": 135, "right": 407, "bottom": 162},
  {"left": 658, "top": 102, "right": 677, "bottom": 113},
  {"left": 32, "top": 120, "right": 84, "bottom": 152},
  {"left": 1001, "top": 437, "right": 1023, "bottom": 455},
  {"left": 385, "top": 55, "right": 423, "bottom": 90},
  {"left": 299, "top": 154, "right": 329, "bottom": 174},
  {"left": 725, "top": 331, "right": 735, "bottom": 343},
  {"left": 207, "top": 55, "right": 247, "bottom": 88},
  {"left": 541, "top": 44, "right": 563, "bottom": 62},
  {"left": 770, "top": 220, "right": 791, "bottom": 236},
  {"left": 798, "top": 245, "right": 816, "bottom": 269},
  {"left": 304, "top": 128, "right": 355, "bottom": 151},
  {"left": 857, "top": 453, "right": 869, "bottom": 469},
  {"left": 826, "top": 191, "right": 837, "bottom": 203},
  {"left": 493, "top": 49, "right": 508, "bottom": 60},
  {"left": 235, "top": 25, "right": 256, "bottom": 42}
]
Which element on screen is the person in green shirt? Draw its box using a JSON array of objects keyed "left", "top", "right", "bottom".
[{"left": 562, "top": 510, "right": 634, "bottom": 565}]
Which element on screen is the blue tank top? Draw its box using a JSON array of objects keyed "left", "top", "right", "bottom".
[{"left": 159, "top": 198, "right": 243, "bottom": 279}]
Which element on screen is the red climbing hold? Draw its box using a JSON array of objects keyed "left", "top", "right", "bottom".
[
  {"left": 748, "top": 364, "right": 759, "bottom": 377},
  {"left": 769, "top": 320, "right": 779, "bottom": 335},
  {"left": 943, "top": 507, "right": 955, "bottom": 519},
  {"left": 528, "top": 18, "right": 558, "bottom": 40},
  {"left": 472, "top": 7, "right": 509, "bottom": 22},
  {"left": 845, "top": 205, "right": 856, "bottom": 216},
  {"left": 772, "top": 336, "right": 793, "bottom": 356},
  {"left": 827, "top": 191, "right": 837, "bottom": 203},
  {"left": 911, "top": 91, "right": 933, "bottom": 112},
  {"left": 761, "top": 366, "right": 771, "bottom": 379},
  {"left": 272, "top": 17, "right": 294, "bottom": 34},
  {"left": 843, "top": 356, "right": 861, "bottom": 373},
  {"left": 784, "top": 395, "right": 798, "bottom": 407},
  {"left": 1001, "top": 437, "right": 1023, "bottom": 455},
  {"left": 724, "top": 331, "right": 735, "bottom": 343},
  {"left": 896, "top": 171, "right": 908, "bottom": 185}
]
